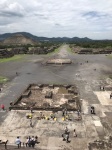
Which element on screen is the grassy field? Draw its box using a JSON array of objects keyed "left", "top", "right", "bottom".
[
  {"left": 46, "top": 47, "right": 61, "bottom": 56},
  {"left": 67, "top": 46, "right": 73, "bottom": 53},
  {"left": 0, "top": 55, "right": 26, "bottom": 63},
  {"left": 0, "top": 76, "right": 8, "bottom": 83}
]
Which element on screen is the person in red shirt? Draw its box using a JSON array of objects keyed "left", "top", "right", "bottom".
[{"left": 1, "top": 104, "right": 5, "bottom": 110}]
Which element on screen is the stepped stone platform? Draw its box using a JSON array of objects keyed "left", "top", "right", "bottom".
[
  {"left": 46, "top": 59, "right": 72, "bottom": 65},
  {"left": 0, "top": 110, "right": 98, "bottom": 149},
  {"left": 9, "top": 84, "right": 81, "bottom": 111}
]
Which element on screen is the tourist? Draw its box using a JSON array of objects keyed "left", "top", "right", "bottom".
[
  {"left": 65, "top": 127, "right": 69, "bottom": 134},
  {"left": 1, "top": 104, "right": 5, "bottom": 111},
  {"left": 10, "top": 101, "right": 13, "bottom": 106},
  {"left": 110, "top": 93, "right": 112, "bottom": 99},
  {"left": 73, "top": 129, "right": 77, "bottom": 137},
  {"left": 28, "top": 136, "right": 31, "bottom": 147},
  {"left": 77, "top": 110, "right": 80, "bottom": 116},
  {"left": 100, "top": 86, "right": 105, "bottom": 91},
  {"left": 15, "top": 137, "right": 21, "bottom": 149},
  {"left": 31, "top": 136, "right": 35, "bottom": 148},
  {"left": 62, "top": 109, "right": 65, "bottom": 116},
  {"left": 35, "top": 136, "right": 38, "bottom": 144},
  {"left": 91, "top": 106, "right": 95, "bottom": 114},
  {"left": 100, "top": 86, "right": 102, "bottom": 90},
  {"left": 30, "top": 106, "right": 33, "bottom": 113},
  {"left": 30, "top": 119, "right": 33, "bottom": 127},
  {"left": 65, "top": 108, "right": 67, "bottom": 115},
  {"left": 66, "top": 133, "right": 69, "bottom": 143},
  {"left": 25, "top": 137, "right": 29, "bottom": 147}
]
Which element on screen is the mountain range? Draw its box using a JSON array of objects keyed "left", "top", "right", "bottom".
[{"left": 0, "top": 32, "right": 92, "bottom": 43}]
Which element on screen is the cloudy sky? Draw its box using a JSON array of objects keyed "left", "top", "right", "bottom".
[{"left": 0, "top": 0, "right": 112, "bottom": 39}]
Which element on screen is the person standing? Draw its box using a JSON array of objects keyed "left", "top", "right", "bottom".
[
  {"left": 1, "top": 104, "right": 5, "bottom": 111},
  {"left": 15, "top": 137, "right": 21, "bottom": 149},
  {"left": 30, "top": 106, "right": 33, "bottom": 113},
  {"left": 31, "top": 136, "right": 35, "bottom": 148},
  {"left": 35, "top": 136, "right": 38, "bottom": 144},
  {"left": 77, "top": 110, "right": 80, "bottom": 116},
  {"left": 65, "top": 127, "right": 68, "bottom": 134},
  {"left": 73, "top": 129, "right": 77, "bottom": 137},
  {"left": 66, "top": 133, "right": 69, "bottom": 143},
  {"left": 25, "top": 137, "right": 29, "bottom": 147},
  {"left": 30, "top": 119, "right": 33, "bottom": 127},
  {"left": 62, "top": 109, "right": 65, "bottom": 116},
  {"left": 64, "top": 108, "right": 67, "bottom": 115},
  {"left": 110, "top": 92, "right": 112, "bottom": 99}
]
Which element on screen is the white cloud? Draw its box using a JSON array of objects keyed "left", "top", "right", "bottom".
[{"left": 0, "top": 0, "right": 112, "bottom": 39}]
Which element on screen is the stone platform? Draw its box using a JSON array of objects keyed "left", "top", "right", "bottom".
[
  {"left": 46, "top": 59, "right": 72, "bottom": 65},
  {"left": 0, "top": 108, "right": 107, "bottom": 150},
  {"left": 9, "top": 84, "right": 80, "bottom": 111}
]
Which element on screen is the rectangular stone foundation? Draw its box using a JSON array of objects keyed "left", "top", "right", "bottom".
[{"left": 9, "top": 84, "right": 81, "bottom": 111}]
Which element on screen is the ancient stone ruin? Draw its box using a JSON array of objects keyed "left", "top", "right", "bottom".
[
  {"left": 46, "top": 59, "right": 72, "bottom": 65},
  {"left": 88, "top": 136, "right": 112, "bottom": 150},
  {"left": 0, "top": 49, "right": 14, "bottom": 58},
  {"left": 9, "top": 84, "right": 81, "bottom": 111}
]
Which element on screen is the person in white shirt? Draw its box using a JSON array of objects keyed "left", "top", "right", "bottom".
[{"left": 15, "top": 137, "right": 21, "bottom": 148}]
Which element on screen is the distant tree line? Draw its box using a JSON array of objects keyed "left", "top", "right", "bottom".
[{"left": 69, "top": 40, "right": 112, "bottom": 48}]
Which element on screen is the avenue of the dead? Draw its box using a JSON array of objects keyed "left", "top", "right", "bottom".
[{"left": 0, "top": 45, "right": 112, "bottom": 150}]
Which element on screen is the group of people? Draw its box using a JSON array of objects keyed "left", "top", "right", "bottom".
[
  {"left": 62, "top": 127, "right": 77, "bottom": 143},
  {"left": 91, "top": 106, "right": 95, "bottom": 114},
  {"left": 15, "top": 136, "right": 38, "bottom": 148},
  {"left": 100, "top": 86, "right": 105, "bottom": 91}
]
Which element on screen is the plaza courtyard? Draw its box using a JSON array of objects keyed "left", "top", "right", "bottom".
[{"left": 0, "top": 45, "right": 112, "bottom": 150}]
